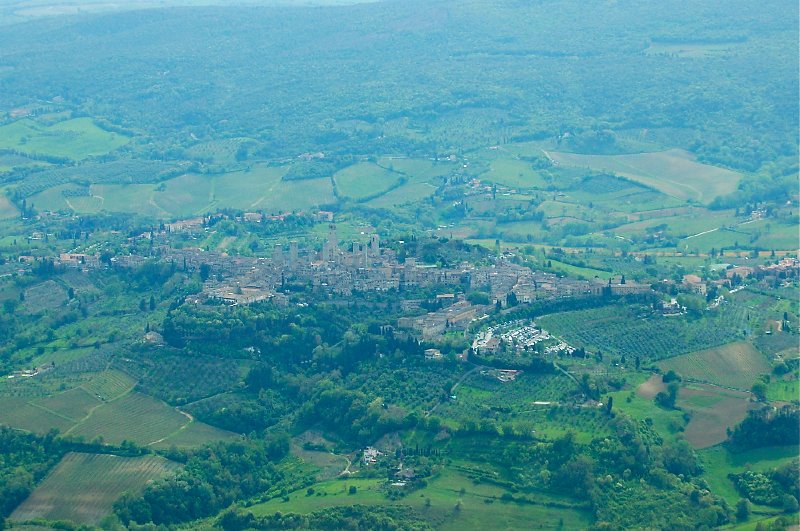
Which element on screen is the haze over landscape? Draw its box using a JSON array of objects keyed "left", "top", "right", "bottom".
[{"left": 0, "top": 1, "right": 797, "bottom": 530}]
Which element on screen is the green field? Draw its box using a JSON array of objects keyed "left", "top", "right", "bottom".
[
  {"left": 657, "top": 342, "right": 771, "bottom": 390},
  {"left": 698, "top": 445, "right": 798, "bottom": 506},
  {"left": 66, "top": 392, "right": 196, "bottom": 445},
  {"left": 547, "top": 149, "right": 740, "bottom": 203},
  {"left": 481, "top": 158, "right": 549, "bottom": 189},
  {"left": 0, "top": 384, "right": 232, "bottom": 448},
  {"left": 10, "top": 452, "right": 181, "bottom": 525},
  {"left": 32, "top": 387, "right": 101, "bottom": 422},
  {"left": 0, "top": 118, "right": 130, "bottom": 160},
  {"left": 767, "top": 378, "right": 799, "bottom": 402},
  {"left": 249, "top": 468, "right": 592, "bottom": 530},
  {"left": 334, "top": 163, "right": 399, "bottom": 200},
  {"left": 81, "top": 370, "right": 137, "bottom": 401},
  {"left": 29, "top": 165, "right": 337, "bottom": 217}
]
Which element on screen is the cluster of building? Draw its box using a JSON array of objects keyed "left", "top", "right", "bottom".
[{"left": 472, "top": 319, "right": 576, "bottom": 357}]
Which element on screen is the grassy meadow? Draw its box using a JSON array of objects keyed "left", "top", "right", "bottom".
[
  {"left": 0, "top": 118, "right": 129, "bottom": 161},
  {"left": 249, "top": 468, "right": 592, "bottom": 530}
]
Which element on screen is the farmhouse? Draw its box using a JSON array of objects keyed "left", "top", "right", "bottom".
[{"left": 424, "top": 348, "right": 444, "bottom": 361}]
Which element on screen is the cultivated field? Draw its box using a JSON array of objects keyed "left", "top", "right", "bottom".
[
  {"left": 547, "top": 149, "right": 740, "bottom": 203},
  {"left": 657, "top": 341, "right": 770, "bottom": 390},
  {"left": 0, "top": 194, "right": 19, "bottom": 218},
  {"left": 10, "top": 452, "right": 180, "bottom": 525},
  {"left": 66, "top": 391, "right": 195, "bottom": 445},
  {"left": 0, "top": 380, "right": 232, "bottom": 448},
  {"left": 0, "top": 118, "right": 129, "bottom": 161},
  {"left": 481, "top": 158, "right": 549, "bottom": 189},
  {"left": 677, "top": 384, "right": 755, "bottom": 448},
  {"left": 81, "top": 370, "right": 137, "bottom": 401},
  {"left": 29, "top": 164, "right": 337, "bottom": 217}
]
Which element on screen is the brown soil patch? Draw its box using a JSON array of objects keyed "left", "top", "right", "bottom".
[
  {"left": 679, "top": 384, "right": 757, "bottom": 449},
  {"left": 636, "top": 374, "right": 665, "bottom": 399}
]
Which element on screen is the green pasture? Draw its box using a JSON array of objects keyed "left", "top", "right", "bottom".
[
  {"left": 10, "top": 452, "right": 180, "bottom": 525},
  {"left": 29, "top": 165, "right": 337, "bottom": 218},
  {"left": 366, "top": 181, "right": 436, "bottom": 209},
  {"left": 608, "top": 375, "right": 687, "bottom": 444},
  {"left": 767, "top": 379, "right": 799, "bottom": 402},
  {"left": 548, "top": 149, "right": 740, "bottom": 203},
  {"left": 249, "top": 468, "right": 591, "bottom": 530},
  {"left": 481, "top": 158, "right": 549, "bottom": 189},
  {"left": 698, "top": 445, "right": 798, "bottom": 507},
  {"left": 0, "top": 118, "right": 129, "bottom": 161},
  {"left": 377, "top": 157, "right": 452, "bottom": 181},
  {"left": 613, "top": 209, "right": 740, "bottom": 238},
  {"left": 547, "top": 258, "right": 613, "bottom": 280},
  {"left": 334, "top": 162, "right": 399, "bottom": 200}
]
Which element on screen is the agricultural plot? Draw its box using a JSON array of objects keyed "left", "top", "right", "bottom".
[
  {"left": 215, "top": 166, "right": 335, "bottom": 212},
  {"left": 66, "top": 392, "right": 192, "bottom": 445},
  {"left": 10, "top": 452, "right": 180, "bottom": 525},
  {"left": 0, "top": 194, "right": 19, "bottom": 218},
  {"left": 81, "top": 370, "right": 137, "bottom": 401},
  {"left": 480, "top": 158, "right": 549, "bottom": 189},
  {"left": 152, "top": 418, "right": 238, "bottom": 449},
  {"left": 547, "top": 149, "right": 740, "bottom": 203},
  {"left": 334, "top": 163, "right": 399, "bottom": 200},
  {"left": 612, "top": 209, "right": 740, "bottom": 239},
  {"left": 29, "top": 165, "right": 336, "bottom": 217},
  {"left": 538, "top": 304, "right": 748, "bottom": 362},
  {"left": 32, "top": 387, "right": 100, "bottom": 422},
  {"left": 119, "top": 352, "right": 243, "bottom": 405},
  {"left": 376, "top": 157, "right": 453, "bottom": 181},
  {"left": 0, "top": 397, "right": 74, "bottom": 434},
  {"left": 154, "top": 173, "right": 215, "bottom": 216},
  {"left": 677, "top": 384, "right": 755, "bottom": 448},
  {"left": 0, "top": 118, "right": 129, "bottom": 161},
  {"left": 767, "top": 379, "right": 799, "bottom": 403},
  {"left": 21, "top": 280, "right": 67, "bottom": 313},
  {"left": 366, "top": 181, "right": 437, "bottom": 209},
  {"left": 657, "top": 342, "right": 771, "bottom": 390}
]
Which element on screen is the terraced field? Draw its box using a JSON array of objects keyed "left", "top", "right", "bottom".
[{"left": 10, "top": 452, "right": 181, "bottom": 525}]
